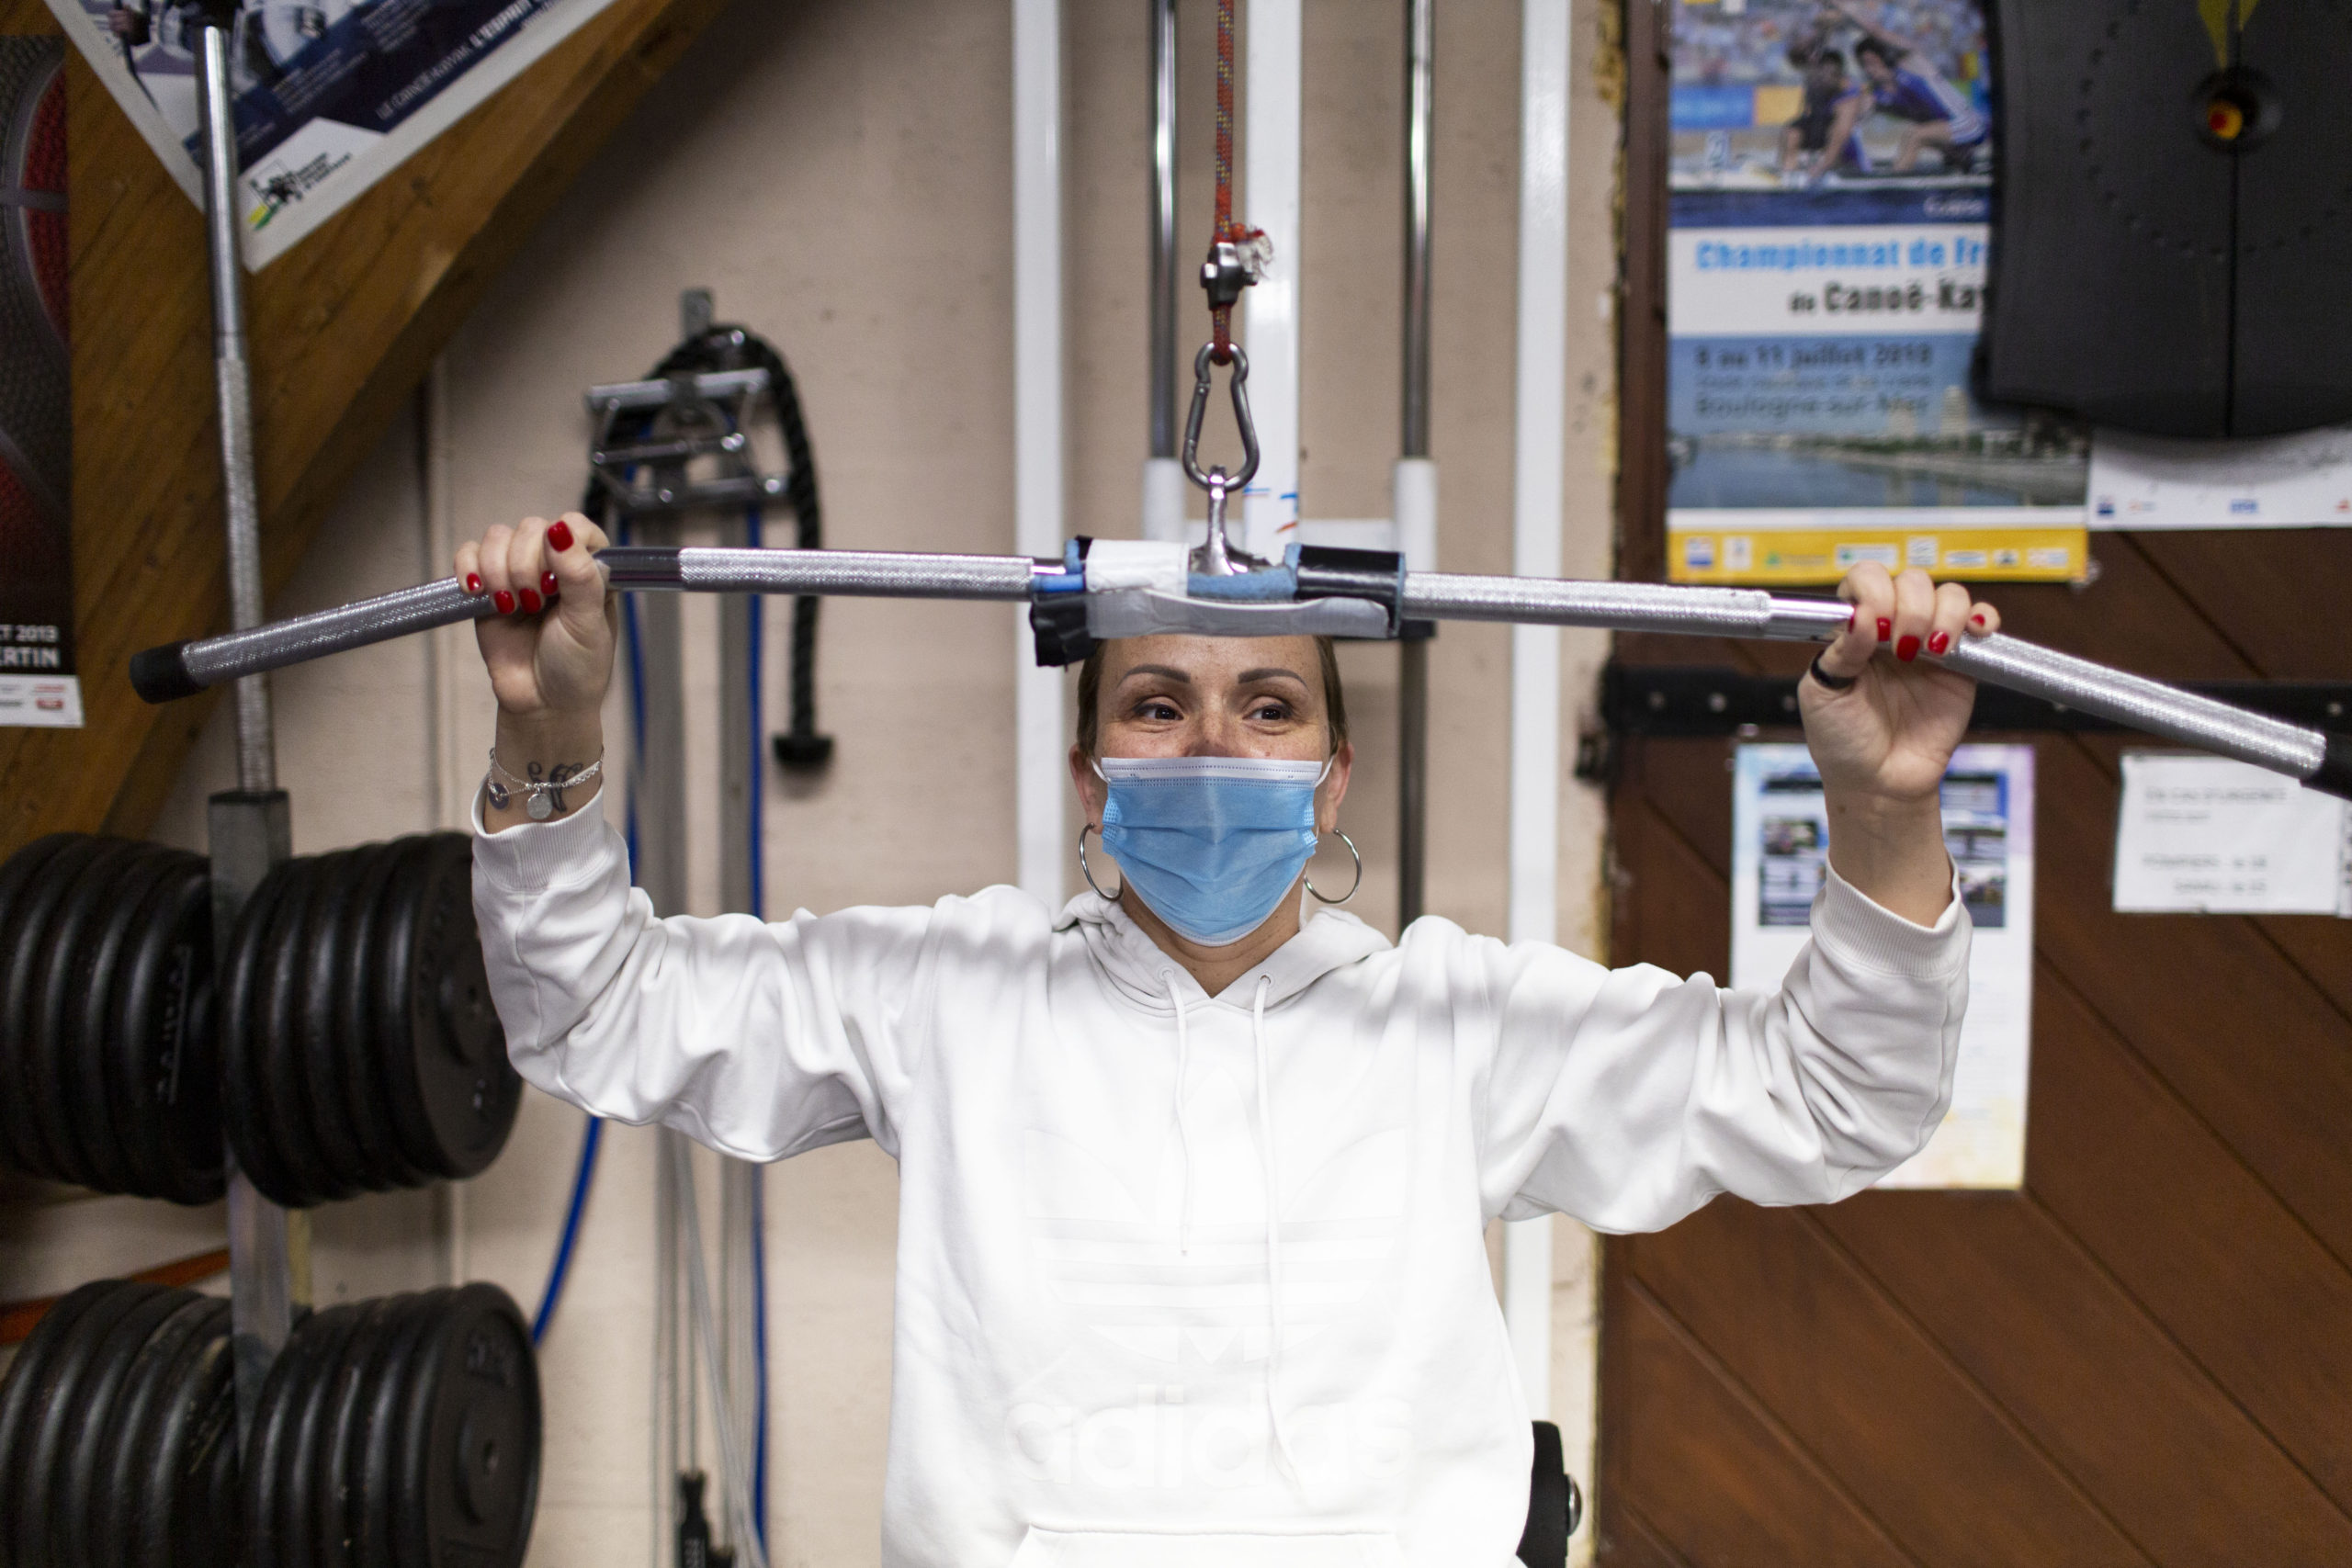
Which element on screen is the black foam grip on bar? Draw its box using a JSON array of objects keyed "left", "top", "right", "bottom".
[
  {"left": 2312, "top": 733, "right": 2352, "bottom": 801},
  {"left": 130, "top": 641, "right": 203, "bottom": 704}
]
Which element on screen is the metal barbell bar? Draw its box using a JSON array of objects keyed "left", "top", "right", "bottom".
[{"left": 129, "top": 547, "right": 2352, "bottom": 799}]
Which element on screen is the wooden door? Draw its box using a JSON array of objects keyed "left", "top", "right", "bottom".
[{"left": 1598, "top": 4, "right": 2352, "bottom": 1563}]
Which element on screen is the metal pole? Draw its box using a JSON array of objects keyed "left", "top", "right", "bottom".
[
  {"left": 1397, "top": 0, "right": 1435, "bottom": 927},
  {"left": 196, "top": 16, "right": 303, "bottom": 1446},
  {"left": 1150, "top": 0, "right": 1180, "bottom": 460}
]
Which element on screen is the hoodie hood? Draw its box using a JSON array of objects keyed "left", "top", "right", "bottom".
[{"left": 1056, "top": 888, "right": 1392, "bottom": 1011}]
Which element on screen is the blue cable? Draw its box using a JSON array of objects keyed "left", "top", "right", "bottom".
[{"left": 531, "top": 1115, "right": 604, "bottom": 1344}]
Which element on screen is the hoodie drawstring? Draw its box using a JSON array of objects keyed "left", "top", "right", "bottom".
[
  {"left": 1251, "top": 974, "right": 1302, "bottom": 1488},
  {"left": 1163, "top": 970, "right": 1195, "bottom": 1257}
]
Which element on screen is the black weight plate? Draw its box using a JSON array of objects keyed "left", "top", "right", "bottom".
[
  {"left": 65, "top": 846, "right": 181, "bottom": 1194},
  {"left": 316, "top": 1295, "right": 401, "bottom": 1568},
  {"left": 357, "top": 1293, "right": 439, "bottom": 1568},
  {"left": 89, "top": 848, "right": 200, "bottom": 1200},
  {"left": 0, "top": 834, "right": 78, "bottom": 1179},
  {"left": 107, "top": 857, "right": 216, "bottom": 1203},
  {"left": 87, "top": 1291, "right": 218, "bottom": 1568},
  {"left": 132, "top": 1299, "right": 235, "bottom": 1568},
  {"left": 9, "top": 1279, "right": 165, "bottom": 1568},
  {"left": 406, "top": 837, "right": 516, "bottom": 1180},
  {"left": 334, "top": 844, "right": 424, "bottom": 1191},
  {"left": 244, "top": 1303, "right": 335, "bottom": 1568},
  {"left": 281, "top": 1304, "right": 366, "bottom": 1568},
  {"left": 368, "top": 839, "right": 440, "bottom": 1179},
  {"left": 1, "top": 835, "right": 110, "bottom": 1181},
  {"left": 296, "top": 852, "right": 369, "bottom": 1199},
  {"left": 30, "top": 838, "right": 149, "bottom": 1189},
  {"left": 54, "top": 1283, "right": 189, "bottom": 1568},
  {"left": 392, "top": 1283, "right": 539, "bottom": 1568},
  {"left": 0, "top": 1276, "right": 119, "bottom": 1564},
  {"left": 220, "top": 859, "right": 304, "bottom": 1206},
  {"left": 261, "top": 857, "right": 345, "bottom": 1206},
  {"left": 160, "top": 946, "right": 225, "bottom": 1207},
  {"left": 187, "top": 1360, "right": 245, "bottom": 1568}
]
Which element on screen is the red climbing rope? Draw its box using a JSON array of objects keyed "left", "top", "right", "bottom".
[{"left": 1205, "top": 0, "right": 1262, "bottom": 365}]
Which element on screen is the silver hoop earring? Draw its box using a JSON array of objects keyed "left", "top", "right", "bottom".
[
  {"left": 1304, "top": 829, "right": 1363, "bottom": 906},
  {"left": 1078, "top": 824, "right": 1122, "bottom": 899}
]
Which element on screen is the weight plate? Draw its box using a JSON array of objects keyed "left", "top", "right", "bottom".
[
  {"left": 0, "top": 835, "right": 78, "bottom": 1179},
  {"left": 0, "top": 1277, "right": 119, "bottom": 1564},
  {"left": 332, "top": 843, "right": 422, "bottom": 1190},
  {"left": 1, "top": 835, "right": 110, "bottom": 1181},
  {"left": 261, "top": 858, "right": 345, "bottom": 1206},
  {"left": 391, "top": 1283, "right": 540, "bottom": 1568},
  {"left": 131, "top": 1299, "right": 235, "bottom": 1568},
  {"left": 9, "top": 1280, "right": 166, "bottom": 1568},
  {"left": 65, "top": 846, "right": 179, "bottom": 1194},
  {"left": 87, "top": 1291, "right": 219, "bottom": 1568},
  {"left": 30, "top": 839, "right": 149, "bottom": 1189},
  {"left": 187, "top": 1362, "right": 245, "bottom": 1568},
  {"left": 404, "top": 837, "right": 516, "bottom": 1180},
  {"left": 297, "top": 852, "right": 369, "bottom": 1199},
  {"left": 357, "top": 1293, "right": 438, "bottom": 1568},
  {"left": 317, "top": 1295, "right": 401, "bottom": 1568},
  {"left": 55, "top": 1283, "right": 188, "bottom": 1568},
  {"left": 221, "top": 859, "right": 303, "bottom": 1206},
  {"left": 368, "top": 840, "right": 440, "bottom": 1180},
  {"left": 107, "top": 858, "right": 217, "bottom": 1204},
  {"left": 282, "top": 1304, "right": 365, "bottom": 1568},
  {"left": 244, "top": 1303, "right": 333, "bottom": 1568}
]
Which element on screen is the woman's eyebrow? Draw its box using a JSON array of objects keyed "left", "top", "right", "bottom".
[
  {"left": 1235, "top": 667, "right": 1309, "bottom": 687},
  {"left": 1116, "top": 663, "right": 1193, "bottom": 686}
]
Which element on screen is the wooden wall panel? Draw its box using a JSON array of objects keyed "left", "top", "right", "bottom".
[
  {"left": 0, "top": 0, "right": 731, "bottom": 852},
  {"left": 1599, "top": 5, "right": 2352, "bottom": 1562}
]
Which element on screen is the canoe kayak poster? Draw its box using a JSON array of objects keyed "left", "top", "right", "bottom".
[
  {"left": 1665, "top": 0, "right": 2088, "bottom": 586},
  {"left": 45, "top": 0, "right": 625, "bottom": 268}
]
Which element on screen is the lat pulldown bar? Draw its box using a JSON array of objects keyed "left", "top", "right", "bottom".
[{"left": 128, "top": 545, "right": 2352, "bottom": 798}]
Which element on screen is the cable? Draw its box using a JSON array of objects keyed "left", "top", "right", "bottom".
[
  {"left": 530, "top": 1114, "right": 603, "bottom": 1344},
  {"left": 670, "top": 1135, "right": 771, "bottom": 1568}
]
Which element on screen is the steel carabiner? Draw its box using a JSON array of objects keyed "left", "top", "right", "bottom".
[{"left": 1181, "top": 342, "right": 1261, "bottom": 494}]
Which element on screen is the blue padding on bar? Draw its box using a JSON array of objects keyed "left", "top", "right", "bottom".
[
  {"left": 1033, "top": 573, "right": 1087, "bottom": 595},
  {"left": 1187, "top": 568, "right": 1297, "bottom": 601}
]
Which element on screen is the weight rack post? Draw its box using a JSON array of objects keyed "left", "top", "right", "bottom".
[{"left": 194, "top": 12, "right": 306, "bottom": 1441}]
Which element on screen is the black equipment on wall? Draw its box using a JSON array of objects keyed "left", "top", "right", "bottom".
[{"left": 1982, "top": 0, "right": 2352, "bottom": 436}]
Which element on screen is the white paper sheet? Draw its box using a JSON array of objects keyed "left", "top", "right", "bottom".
[
  {"left": 1731, "top": 743, "right": 2034, "bottom": 1190},
  {"left": 2088, "top": 425, "right": 2352, "bottom": 530},
  {"left": 2112, "top": 752, "right": 2352, "bottom": 916}
]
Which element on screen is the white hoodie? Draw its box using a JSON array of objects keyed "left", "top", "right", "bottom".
[{"left": 472, "top": 803, "right": 1967, "bottom": 1568}]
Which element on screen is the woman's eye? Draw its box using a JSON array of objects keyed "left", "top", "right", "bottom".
[
  {"left": 1250, "top": 703, "right": 1292, "bottom": 722},
  {"left": 1137, "top": 701, "right": 1181, "bottom": 721}
]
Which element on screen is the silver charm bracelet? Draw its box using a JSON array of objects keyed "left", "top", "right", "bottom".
[{"left": 485, "top": 748, "right": 604, "bottom": 821}]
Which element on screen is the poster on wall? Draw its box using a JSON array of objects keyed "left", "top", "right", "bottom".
[
  {"left": 1666, "top": 0, "right": 2088, "bottom": 586},
  {"left": 44, "top": 0, "right": 626, "bottom": 269},
  {"left": 2088, "top": 424, "right": 2352, "bottom": 531},
  {"left": 1731, "top": 742, "right": 2035, "bottom": 1188},
  {"left": 0, "top": 37, "right": 79, "bottom": 729}
]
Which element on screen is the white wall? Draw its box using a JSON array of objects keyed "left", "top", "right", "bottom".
[{"left": 30, "top": 1, "right": 1628, "bottom": 1562}]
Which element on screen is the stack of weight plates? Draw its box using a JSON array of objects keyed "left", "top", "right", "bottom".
[
  {"left": 242, "top": 1284, "right": 541, "bottom": 1568},
  {"left": 0, "top": 836, "right": 221, "bottom": 1202},
  {"left": 221, "top": 833, "right": 518, "bottom": 1208},
  {"left": 0, "top": 1280, "right": 240, "bottom": 1568}
]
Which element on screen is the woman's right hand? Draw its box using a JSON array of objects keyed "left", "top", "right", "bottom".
[{"left": 456, "top": 513, "right": 617, "bottom": 727}]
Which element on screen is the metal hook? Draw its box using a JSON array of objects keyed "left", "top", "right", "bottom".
[{"left": 1181, "top": 342, "right": 1260, "bottom": 494}]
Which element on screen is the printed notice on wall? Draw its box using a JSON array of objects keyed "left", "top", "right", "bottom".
[
  {"left": 2088, "top": 425, "right": 2352, "bottom": 532},
  {"left": 45, "top": 0, "right": 626, "bottom": 269},
  {"left": 0, "top": 38, "right": 79, "bottom": 728},
  {"left": 1733, "top": 742, "right": 2034, "bottom": 1188},
  {"left": 2113, "top": 753, "right": 2352, "bottom": 916},
  {"left": 1666, "top": 0, "right": 2087, "bottom": 585}
]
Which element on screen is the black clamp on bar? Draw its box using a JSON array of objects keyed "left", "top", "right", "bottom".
[
  {"left": 1030, "top": 536, "right": 1095, "bottom": 668},
  {"left": 1292, "top": 545, "right": 1407, "bottom": 638}
]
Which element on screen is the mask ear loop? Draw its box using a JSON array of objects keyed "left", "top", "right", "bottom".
[{"left": 1304, "top": 829, "right": 1362, "bottom": 905}]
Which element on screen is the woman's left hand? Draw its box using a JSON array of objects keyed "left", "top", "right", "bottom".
[{"left": 1800, "top": 564, "right": 2002, "bottom": 805}]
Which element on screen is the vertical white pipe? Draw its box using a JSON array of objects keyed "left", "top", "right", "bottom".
[
  {"left": 1505, "top": 0, "right": 1571, "bottom": 1425},
  {"left": 1014, "top": 0, "right": 1066, "bottom": 902},
  {"left": 1241, "top": 0, "right": 1302, "bottom": 560}
]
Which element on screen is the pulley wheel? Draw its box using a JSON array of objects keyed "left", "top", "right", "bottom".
[{"left": 391, "top": 1284, "right": 540, "bottom": 1568}]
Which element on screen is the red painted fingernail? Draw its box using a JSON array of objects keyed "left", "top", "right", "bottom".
[
  {"left": 541, "top": 570, "right": 559, "bottom": 597},
  {"left": 492, "top": 590, "right": 515, "bottom": 615},
  {"left": 1928, "top": 630, "right": 1951, "bottom": 655},
  {"left": 464, "top": 573, "right": 482, "bottom": 595},
  {"left": 1971, "top": 611, "right": 1986, "bottom": 627},
  {"left": 1896, "top": 635, "right": 1921, "bottom": 661},
  {"left": 1876, "top": 617, "right": 1893, "bottom": 643},
  {"left": 548, "top": 520, "right": 574, "bottom": 552},
  {"left": 518, "top": 588, "right": 544, "bottom": 615},
  {"left": 1847, "top": 609, "right": 1856, "bottom": 631}
]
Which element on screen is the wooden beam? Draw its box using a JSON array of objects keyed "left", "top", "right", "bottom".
[{"left": 0, "top": 0, "right": 733, "bottom": 853}]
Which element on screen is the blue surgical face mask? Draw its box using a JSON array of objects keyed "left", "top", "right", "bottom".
[{"left": 1094, "top": 755, "right": 1330, "bottom": 947}]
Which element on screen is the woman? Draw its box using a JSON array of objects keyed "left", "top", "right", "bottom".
[{"left": 461, "top": 513, "right": 1999, "bottom": 1567}]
